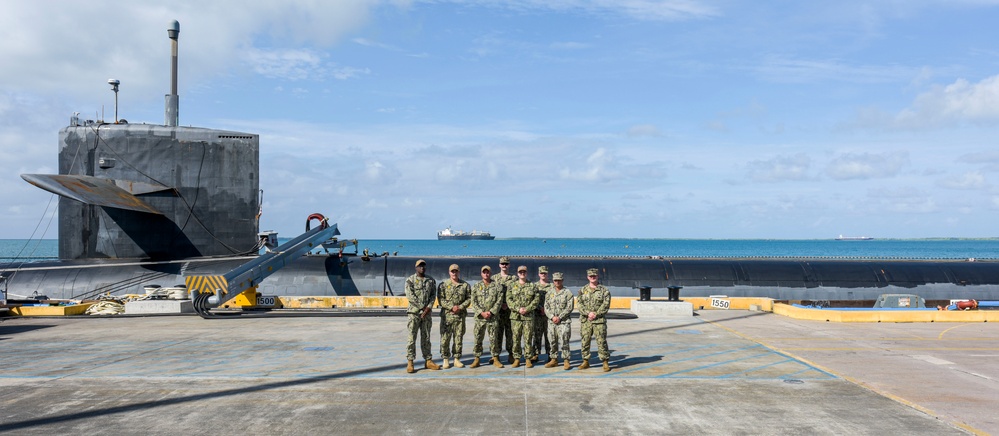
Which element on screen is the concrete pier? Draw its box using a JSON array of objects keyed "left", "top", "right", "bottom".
[{"left": 1, "top": 310, "right": 995, "bottom": 434}]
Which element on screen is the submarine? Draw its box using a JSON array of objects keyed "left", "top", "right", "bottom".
[{"left": 4, "top": 21, "right": 999, "bottom": 306}]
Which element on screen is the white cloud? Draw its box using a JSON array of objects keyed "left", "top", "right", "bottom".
[
  {"left": 365, "top": 161, "right": 387, "bottom": 180},
  {"left": 558, "top": 147, "right": 619, "bottom": 182},
  {"left": 246, "top": 48, "right": 326, "bottom": 81},
  {"left": 867, "top": 186, "right": 937, "bottom": 214},
  {"left": 848, "top": 75, "right": 999, "bottom": 131},
  {"left": 896, "top": 75, "right": 999, "bottom": 127},
  {"left": 364, "top": 199, "right": 389, "bottom": 209},
  {"left": 957, "top": 151, "right": 999, "bottom": 164},
  {"left": 825, "top": 151, "right": 908, "bottom": 180},
  {"left": 938, "top": 171, "right": 988, "bottom": 190},
  {"left": 352, "top": 37, "right": 398, "bottom": 50},
  {"left": 465, "top": 0, "right": 718, "bottom": 21},
  {"left": 246, "top": 48, "right": 370, "bottom": 82},
  {"left": 746, "top": 153, "right": 811, "bottom": 182},
  {"left": 0, "top": 0, "right": 377, "bottom": 100},
  {"left": 331, "top": 67, "right": 372, "bottom": 80}
]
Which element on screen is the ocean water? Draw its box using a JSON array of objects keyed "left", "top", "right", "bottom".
[
  {"left": 4, "top": 238, "right": 996, "bottom": 262},
  {"left": 0, "top": 239, "right": 57, "bottom": 262}
]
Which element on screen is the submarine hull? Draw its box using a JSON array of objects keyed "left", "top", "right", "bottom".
[{"left": 5, "top": 256, "right": 999, "bottom": 302}]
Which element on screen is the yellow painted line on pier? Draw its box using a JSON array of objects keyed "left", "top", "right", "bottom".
[
  {"left": 753, "top": 336, "right": 999, "bottom": 342},
  {"left": 782, "top": 347, "right": 999, "bottom": 352},
  {"left": 937, "top": 323, "right": 980, "bottom": 340},
  {"left": 702, "top": 316, "right": 989, "bottom": 436}
]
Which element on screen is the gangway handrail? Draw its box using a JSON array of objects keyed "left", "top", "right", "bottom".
[{"left": 188, "top": 214, "right": 340, "bottom": 310}]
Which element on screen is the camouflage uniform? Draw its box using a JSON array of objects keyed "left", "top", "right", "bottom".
[
  {"left": 495, "top": 272, "right": 517, "bottom": 358},
  {"left": 471, "top": 279, "right": 504, "bottom": 360},
  {"left": 544, "top": 284, "right": 574, "bottom": 361},
  {"left": 405, "top": 271, "right": 437, "bottom": 361},
  {"left": 533, "top": 281, "right": 554, "bottom": 359},
  {"left": 438, "top": 277, "right": 471, "bottom": 360},
  {"left": 578, "top": 280, "right": 611, "bottom": 362},
  {"left": 506, "top": 277, "right": 538, "bottom": 360}
]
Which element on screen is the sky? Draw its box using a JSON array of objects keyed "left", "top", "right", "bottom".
[{"left": 2, "top": 0, "right": 999, "bottom": 240}]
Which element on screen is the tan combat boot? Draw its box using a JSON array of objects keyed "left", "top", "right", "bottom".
[
  {"left": 579, "top": 360, "right": 590, "bottom": 370},
  {"left": 511, "top": 358, "right": 521, "bottom": 368},
  {"left": 603, "top": 360, "right": 610, "bottom": 372},
  {"left": 526, "top": 358, "right": 534, "bottom": 368},
  {"left": 425, "top": 360, "right": 441, "bottom": 370},
  {"left": 544, "top": 358, "right": 558, "bottom": 368},
  {"left": 470, "top": 357, "right": 480, "bottom": 368},
  {"left": 564, "top": 359, "right": 571, "bottom": 370},
  {"left": 492, "top": 357, "right": 504, "bottom": 368},
  {"left": 442, "top": 358, "right": 450, "bottom": 369},
  {"left": 453, "top": 357, "right": 464, "bottom": 368},
  {"left": 406, "top": 360, "right": 415, "bottom": 374}
]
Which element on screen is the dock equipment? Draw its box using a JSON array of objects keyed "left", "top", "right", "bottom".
[{"left": 186, "top": 213, "right": 339, "bottom": 318}]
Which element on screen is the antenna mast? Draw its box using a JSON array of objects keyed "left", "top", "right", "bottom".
[{"left": 165, "top": 20, "right": 180, "bottom": 127}]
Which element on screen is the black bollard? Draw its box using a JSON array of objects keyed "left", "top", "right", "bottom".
[{"left": 667, "top": 286, "right": 682, "bottom": 302}]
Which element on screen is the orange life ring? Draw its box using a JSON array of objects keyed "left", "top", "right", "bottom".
[{"left": 306, "top": 213, "right": 328, "bottom": 231}]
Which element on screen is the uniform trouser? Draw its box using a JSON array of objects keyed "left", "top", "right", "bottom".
[
  {"left": 406, "top": 313, "right": 433, "bottom": 361},
  {"left": 547, "top": 320, "right": 571, "bottom": 361},
  {"left": 580, "top": 320, "right": 609, "bottom": 361},
  {"left": 472, "top": 319, "right": 500, "bottom": 359},
  {"left": 510, "top": 316, "right": 535, "bottom": 359},
  {"left": 499, "top": 308, "right": 513, "bottom": 354},
  {"left": 440, "top": 315, "right": 466, "bottom": 359},
  {"left": 532, "top": 314, "right": 550, "bottom": 357}
]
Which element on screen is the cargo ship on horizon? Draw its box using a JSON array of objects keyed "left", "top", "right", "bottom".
[
  {"left": 836, "top": 235, "right": 875, "bottom": 241},
  {"left": 437, "top": 226, "right": 495, "bottom": 241}
]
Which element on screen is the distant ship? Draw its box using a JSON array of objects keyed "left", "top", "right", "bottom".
[
  {"left": 438, "top": 226, "right": 495, "bottom": 240},
  {"left": 836, "top": 235, "right": 874, "bottom": 241}
]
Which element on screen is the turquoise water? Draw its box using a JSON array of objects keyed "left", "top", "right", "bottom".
[
  {"left": 0, "top": 239, "right": 57, "bottom": 261},
  {"left": 3, "top": 238, "right": 998, "bottom": 262}
]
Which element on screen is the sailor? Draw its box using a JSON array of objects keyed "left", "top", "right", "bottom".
[
  {"left": 495, "top": 256, "right": 517, "bottom": 363},
  {"left": 470, "top": 265, "right": 505, "bottom": 368},
  {"left": 404, "top": 259, "right": 440, "bottom": 373},
  {"left": 578, "top": 268, "right": 611, "bottom": 372},
  {"left": 438, "top": 264, "right": 471, "bottom": 369},
  {"left": 506, "top": 265, "right": 538, "bottom": 368},
  {"left": 544, "top": 272, "right": 574, "bottom": 370},
  {"left": 532, "top": 265, "right": 553, "bottom": 362}
]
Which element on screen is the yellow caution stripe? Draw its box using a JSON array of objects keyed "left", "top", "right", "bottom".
[{"left": 185, "top": 275, "right": 228, "bottom": 295}]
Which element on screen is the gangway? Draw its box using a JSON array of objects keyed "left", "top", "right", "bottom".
[{"left": 186, "top": 213, "right": 339, "bottom": 318}]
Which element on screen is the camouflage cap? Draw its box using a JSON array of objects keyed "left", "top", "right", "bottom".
[
  {"left": 538, "top": 266, "right": 548, "bottom": 273},
  {"left": 517, "top": 265, "right": 528, "bottom": 272},
  {"left": 415, "top": 259, "right": 427, "bottom": 267},
  {"left": 449, "top": 263, "right": 460, "bottom": 272},
  {"left": 499, "top": 256, "right": 510, "bottom": 264},
  {"left": 552, "top": 272, "right": 564, "bottom": 280},
  {"left": 481, "top": 265, "right": 492, "bottom": 272},
  {"left": 586, "top": 268, "right": 599, "bottom": 276}
]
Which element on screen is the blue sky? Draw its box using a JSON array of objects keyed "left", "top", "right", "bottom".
[{"left": 2, "top": 1, "right": 999, "bottom": 239}]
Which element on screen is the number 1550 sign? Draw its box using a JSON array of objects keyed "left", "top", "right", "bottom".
[{"left": 710, "top": 298, "right": 730, "bottom": 310}]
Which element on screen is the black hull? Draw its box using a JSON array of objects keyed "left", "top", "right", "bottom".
[{"left": 5, "top": 256, "right": 999, "bottom": 302}]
